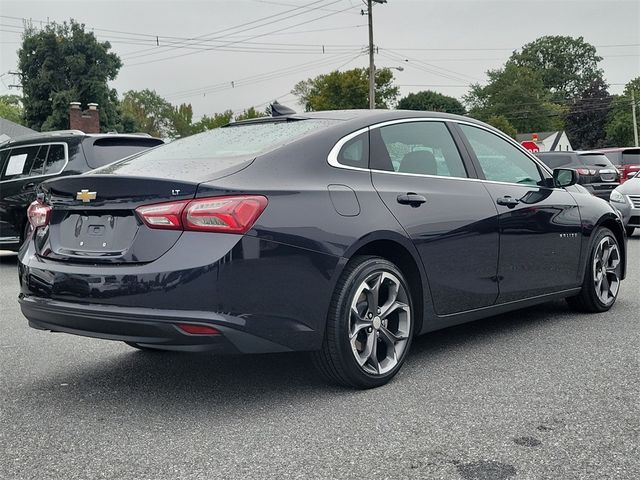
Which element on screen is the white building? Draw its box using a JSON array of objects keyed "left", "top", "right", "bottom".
[{"left": 516, "top": 131, "right": 573, "bottom": 152}]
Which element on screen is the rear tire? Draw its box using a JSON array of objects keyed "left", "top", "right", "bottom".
[
  {"left": 566, "top": 227, "right": 622, "bottom": 313},
  {"left": 311, "top": 256, "right": 414, "bottom": 389},
  {"left": 626, "top": 227, "right": 635, "bottom": 237}
]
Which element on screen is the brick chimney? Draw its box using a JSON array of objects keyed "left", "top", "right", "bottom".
[{"left": 69, "top": 102, "right": 100, "bottom": 133}]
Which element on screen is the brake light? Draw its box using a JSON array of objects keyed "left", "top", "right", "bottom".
[
  {"left": 576, "top": 168, "right": 596, "bottom": 176},
  {"left": 136, "top": 195, "right": 268, "bottom": 234},
  {"left": 136, "top": 200, "right": 188, "bottom": 230},
  {"left": 27, "top": 200, "right": 52, "bottom": 227}
]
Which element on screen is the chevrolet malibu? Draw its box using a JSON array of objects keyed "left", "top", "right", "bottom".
[{"left": 18, "top": 110, "right": 626, "bottom": 388}]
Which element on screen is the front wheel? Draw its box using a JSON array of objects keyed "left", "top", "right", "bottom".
[
  {"left": 312, "top": 256, "right": 414, "bottom": 389},
  {"left": 567, "top": 227, "right": 622, "bottom": 313}
]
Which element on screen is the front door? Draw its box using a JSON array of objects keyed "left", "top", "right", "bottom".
[
  {"left": 457, "top": 124, "right": 582, "bottom": 303},
  {"left": 369, "top": 120, "right": 500, "bottom": 315}
]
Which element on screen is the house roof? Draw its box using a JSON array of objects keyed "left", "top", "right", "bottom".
[
  {"left": 0, "top": 117, "right": 36, "bottom": 142},
  {"left": 515, "top": 131, "right": 562, "bottom": 143}
]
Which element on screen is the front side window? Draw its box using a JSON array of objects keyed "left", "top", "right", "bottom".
[
  {"left": 371, "top": 121, "right": 467, "bottom": 178},
  {"left": 460, "top": 125, "right": 545, "bottom": 186}
]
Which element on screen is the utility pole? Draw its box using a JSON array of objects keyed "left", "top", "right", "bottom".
[
  {"left": 632, "top": 90, "right": 639, "bottom": 147},
  {"left": 366, "top": 0, "right": 387, "bottom": 109}
]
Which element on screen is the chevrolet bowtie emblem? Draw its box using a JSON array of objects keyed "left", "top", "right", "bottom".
[{"left": 76, "top": 189, "right": 97, "bottom": 202}]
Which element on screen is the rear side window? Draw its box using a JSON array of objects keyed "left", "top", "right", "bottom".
[
  {"left": 336, "top": 132, "right": 368, "bottom": 168},
  {"left": 371, "top": 121, "right": 468, "bottom": 178},
  {"left": 44, "top": 144, "right": 67, "bottom": 174},
  {"left": 88, "top": 138, "right": 164, "bottom": 169},
  {"left": 1, "top": 145, "right": 42, "bottom": 181},
  {"left": 460, "top": 125, "right": 545, "bottom": 186}
]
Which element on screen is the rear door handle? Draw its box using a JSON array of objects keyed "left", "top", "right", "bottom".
[
  {"left": 397, "top": 193, "right": 427, "bottom": 207},
  {"left": 22, "top": 182, "right": 37, "bottom": 191},
  {"left": 496, "top": 195, "right": 520, "bottom": 208}
]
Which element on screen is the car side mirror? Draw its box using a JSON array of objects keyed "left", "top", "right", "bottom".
[{"left": 553, "top": 168, "right": 579, "bottom": 187}]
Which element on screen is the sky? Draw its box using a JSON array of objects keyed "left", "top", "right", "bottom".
[{"left": 1, "top": 0, "right": 639, "bottom": 119}]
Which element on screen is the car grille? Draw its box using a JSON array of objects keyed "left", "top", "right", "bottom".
[{"left": 629, "top": 195, "right": 640, "bottom": 208}]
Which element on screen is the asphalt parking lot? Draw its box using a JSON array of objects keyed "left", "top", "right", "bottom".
[{"left": 0, "top": 236, "right": 638, "bottom": 480}]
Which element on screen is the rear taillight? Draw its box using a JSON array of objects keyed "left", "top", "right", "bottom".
[
  {"left": 576, "top": 168, "right": 596, "bottom": 176},
  {"left": 27, "top": 200, "right": 52, "bottom": 228},
  {"left": 135, "top": 195, "right": 268, "bottom": 234},
  {"left": 135, "top": 200, "right": 189, "bottom": 230}
]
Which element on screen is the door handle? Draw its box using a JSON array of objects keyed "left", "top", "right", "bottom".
[
  {"left": 22, "top": 182, "right": 36, "bottom": 191},
  {"left": 397, "top": 193, "right": 427, "bottom": 207},
  {"left": 496, "top": 195, "right": 520, "bottom": 208}
]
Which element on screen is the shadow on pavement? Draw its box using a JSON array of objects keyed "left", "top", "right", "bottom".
[{"left": 17, "top": 298, "right": 576, "bottom": 414}]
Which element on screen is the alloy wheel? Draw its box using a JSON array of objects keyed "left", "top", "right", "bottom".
[
  {"left": 349, "top": 271, "right": 411, "bottom": 375},
  {"left": 592, "top": 235, "right": 621, "bottom": 306}
]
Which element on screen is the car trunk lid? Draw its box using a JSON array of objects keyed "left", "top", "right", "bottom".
[{"left": 36, "top": 175, "right": 199, "bottom": 264}]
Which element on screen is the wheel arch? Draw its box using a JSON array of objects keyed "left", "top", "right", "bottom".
[
  {"left": 339, "top": 232, "right": 430, "bottom": 336},
  {"left": 593, "top": 213, "right": 627, "bottom": 280}
]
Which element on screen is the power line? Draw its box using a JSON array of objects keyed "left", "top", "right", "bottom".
[{"left": 122, "top": 0, "right": 350, "bottom": 62}]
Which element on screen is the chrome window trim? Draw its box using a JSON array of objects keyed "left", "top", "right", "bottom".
[
  {"left": 326, "top": 117, "right": 557, "bottom": 187},
  {"left": 0, "top": 142, "right": 70, "bottom": 184}
]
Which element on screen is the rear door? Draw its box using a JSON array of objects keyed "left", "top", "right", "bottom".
[
  {"left": 456, "top": 123, "right": 582, "bottom": 303},
  {"left": 369, "top": 120, "right": 500, "bottom": 315}
]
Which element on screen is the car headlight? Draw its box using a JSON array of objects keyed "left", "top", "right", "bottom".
[{"left": 610, "top": 190, "right": 626, "bottom": 203}]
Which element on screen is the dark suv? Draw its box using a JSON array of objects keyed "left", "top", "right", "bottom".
[
  {"left": 0, "top": 130, "right": 163, "bottom": 251},
  {"left": 535, "top": 151, "right": 620, "bottom": 200}
]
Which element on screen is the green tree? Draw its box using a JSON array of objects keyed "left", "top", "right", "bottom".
[
  {"left": 509, "top": 36, "right": 604, "bottom": 101},
  {"left": 171, "top": 103, "right": 195, "bottom": 138},
  {"left": 18, "top": 20, "right": 122, "bottom": 132},
  {"left": 487, "top": 115, "right": 517, "bottom": 138},
  {"left": 292, "top": 67, "right": 398, "bottom": 111},
  {"left": 0, "top": 95, "right": 24, "bottom": 124},
  {"left": 120, "top": 89, "right": 174, "bottom": 138},
  {"left": 564, "top": 78, "right": 612, "bottom": 149},
  {"left": 235, "top": 106, "right": 267, "bottom": 121},
  {"left": 606, "top": 77, "right": 640, "bottom": 146},
  {"left": 397, "top": 90, "right": 465, "bottom": 115},
  {"left": 465, "top": 63, "right": 563, "bottom": 133},
  {"left": 192, "top": 110, "right": 234, "bottom": 133}
]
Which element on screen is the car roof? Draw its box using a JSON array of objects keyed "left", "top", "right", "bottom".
[{"left": 2, "top": 130, "right": 161, "bottom": 147}]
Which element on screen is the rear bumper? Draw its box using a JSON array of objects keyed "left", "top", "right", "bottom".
[
  {"left": 583, "top": 183, "right": 619, "bottom": 200},
  {"left": 18, "top": 232, "right": 341, "bottom": 353},
  {"left": 20, "top": 295, "right": 288, "bottom": 353}
]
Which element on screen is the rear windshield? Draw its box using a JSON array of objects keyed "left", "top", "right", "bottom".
[
  {"left": 536, "top": 153, "right": 578, "bottom": 169},
  {"left": 100, "top": 119, "right": 337, "bottom": 177},
  {"left": 88, "top": 138, "right": 164, "bottom": 169},
  {"left": 577, "top": 153, "right": 614, "bottom": 167},
  {"left": 621, "top": 151, "right": 640, "bottom": 166}
]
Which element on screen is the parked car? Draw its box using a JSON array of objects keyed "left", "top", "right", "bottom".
[
  {"left": 18, "top": 110, "right": 626, "bottom": 388},
  {"left": 609, "top": 171, "right": 640, "bottom": 236},
  {"left": 593, "top": 147, "right": 640, "bottom": 183},
  {"left": 535, "top": 151, "right": 620, "bottom": 200},
  {"left": 0, "top": 130, "right": 163, "bottom": 251}
]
